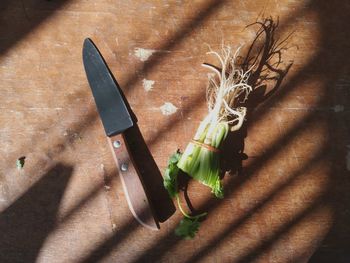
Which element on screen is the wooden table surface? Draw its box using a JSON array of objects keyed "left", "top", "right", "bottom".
[{"left": 1, "top": 0, "right": 349, "bottom": 262}]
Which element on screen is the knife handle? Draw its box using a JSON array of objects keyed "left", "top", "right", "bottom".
[{"left": 107, "top": 133, "right": 159, "bottom": 230}]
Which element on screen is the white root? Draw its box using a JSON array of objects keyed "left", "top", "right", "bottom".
[
  {"left": 202, "top": 63, "right": 221, "bottom": 80},
  {"left": 203, "top": 45, "right": 253, "bottom": 137}
]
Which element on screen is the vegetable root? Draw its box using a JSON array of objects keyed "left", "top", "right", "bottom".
[{"left": 177, "top": 45, "right": 254, "bottom": 198}]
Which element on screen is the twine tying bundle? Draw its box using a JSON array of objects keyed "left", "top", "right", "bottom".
[{"left": 190, "top": 139, "right": 220, "bottom": 153}]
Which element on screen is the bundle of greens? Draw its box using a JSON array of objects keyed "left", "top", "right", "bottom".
[
  {"left": 177, "top": 45, "right": 253, "bottom": 198},
  {"left": 164, "top": 45, "right": 254, "bottom": 239}
]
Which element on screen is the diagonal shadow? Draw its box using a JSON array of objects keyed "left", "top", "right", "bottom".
[
  {"left": 146, "top": 16, "right": 293, "bottom": 150},
  {"left": 77, "top": 111, "right": 324, "bottom": 262},
  {"left": 1, "top": 0, "right": 228, "bottom": 187},
  {"left": 185, "top": 145, "right": 329, "bottom": 263},
  {"left": 1, "top": 0, "right": 227, "bottom": 172},
  {"left": 72, "top": 1, "right": 349, "bottom": 262},
  {"left": 133, "top": 93, "right": 326, "bottom": 263},
  {"left": 54, "top": 5, "right": 342, "bottom": 263},
  {"left": 119, "top": 0, "right": 227, "bottom": 94},
  {"left": 0, "top": 163, "right": 73, "bottom": 263},
  {"left": 0, "top": 4, "right": 233, "bottom": 262},
  {"left": 129, "top": 0, "right": 350, "bottom": 255},
  {"left": 0, "top": 0, "right": 71, "bottom": 56},
  {"left": 130, "top": 17, "right": 314, "bottom": 263},
  {"left": 32, "top": 12, "right": 292, "bottom": 249},
  {"left": 74, "top": 12, "right": 326, "bottom": 263},
  {"left": 59, "top": 181, "right": 104, "bottom": 225},
  {"left": 236, "top": 195, "right": 328, "bottom": 263},
  {"left": 0, "top": 1, "right": 230, "bottom": 262},
  {"left": 182, "top": 0, "right": 350, "bottom": 260},
  {"left": 77, "top": 12, "right": 320, "bottom": 263},
  {"left": 305, "top": 0, "right": 350, "bottom": 261},
  {"left": 1, "top": 0, "right": 302, "bottom": 187},
  {"left": 0, "top": 2, "right": 292, "bottom": 263},
  {"left": 2, "top": 1, "right": 340, "bottom": 262},
  {"left": 133, "top": 101, "right": 328, "bottom": 263},
  {"left": 78, "top": 16, "right": 294, "bottom": 261},
  {"left": 77, "top": 211, "right": 144, "bottom": 263}
]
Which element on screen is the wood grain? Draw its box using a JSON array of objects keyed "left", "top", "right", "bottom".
[{"left": 0, "top": 0, "right": 349, "bottom": 262}]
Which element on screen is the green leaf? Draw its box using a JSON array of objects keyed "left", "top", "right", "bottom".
[
  {"left": 169, "top": 151, "right": 182, "bottom": 164},
  {"left": 213, "top": 180, "right": 224, "bottom": 199},
  {"left": 175, "top": 217, "right": 200, "bottom": 239},
  {"left": 163, "top": 168, "right": 177, "bottom": 198},
  {"left": 16, "top": 157, "right": 25, "bottom": 170},
  {"left": 163, "top": 150, "right": 182, "bottom": 198},
  {"left": 165, "top": 150, "right": 207, "bottom": 239}
]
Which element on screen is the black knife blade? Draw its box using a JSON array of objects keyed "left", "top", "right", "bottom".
[{"left": 82, "top": 38, "right": 133, "bottom": 137}]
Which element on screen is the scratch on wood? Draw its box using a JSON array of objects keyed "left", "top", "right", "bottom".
[{"left": 100, "top": 164, "right": 115, "bottom": 231}]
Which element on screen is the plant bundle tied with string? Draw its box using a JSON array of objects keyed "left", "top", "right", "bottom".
[
  {"left": 164, "top": 17, "right": 292, "bottom": 239},
  {"left": 177, "top": 45, "right": 254, "bottom": 198}
]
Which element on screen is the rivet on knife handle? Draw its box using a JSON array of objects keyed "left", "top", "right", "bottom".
[{"left": 108, "top": 133, "right": 159, "bottom": 230}]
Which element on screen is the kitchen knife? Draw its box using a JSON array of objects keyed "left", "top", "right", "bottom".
[{"left": 82, "top": 38, "right": 159, "bottom": 230}]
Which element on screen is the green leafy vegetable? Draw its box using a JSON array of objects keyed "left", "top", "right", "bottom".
[
  {"left": 164, "top": 46, "right": 252, "bottom": 239},
  {"left": 177, "top": 45, "right": 252, "bottom": 198},
  {"left": 174, "top": 196, "right": 206, "bottom": 239},
  {"left": 177, "top": 121, "right": 228, "bottom": 198},
  {"left": 163, "top": 151, "right": 181, "bottom": 198},
  {"left": 16, "top": 156, "right": 25, "bottom": 170},
  {"left": 175, "top": 217, "right": 200, "bottom": 239}
]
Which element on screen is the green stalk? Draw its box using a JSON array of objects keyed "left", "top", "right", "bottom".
[
  {"left": 176, "top": 195, "right": 207, "bottom": 219},
  {"left": 177, "top": 121, "right": 228, "bottom": 198}
]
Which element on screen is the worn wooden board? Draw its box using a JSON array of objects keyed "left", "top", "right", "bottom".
[{"left": 0, "top": 0, "right": 349, "bottom": 262}]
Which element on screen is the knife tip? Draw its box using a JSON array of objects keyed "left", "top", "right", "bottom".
[{"left": 83, "top": 37, "right": 93, "bottom": 47}]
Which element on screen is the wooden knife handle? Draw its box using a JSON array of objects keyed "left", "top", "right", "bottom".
[{"left": 108, "top": 133, "right": 159, "bottom": 230}]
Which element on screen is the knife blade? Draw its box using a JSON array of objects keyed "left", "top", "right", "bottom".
[{"left": 82, "top": 38, "right": 159, "bottom": 230}]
